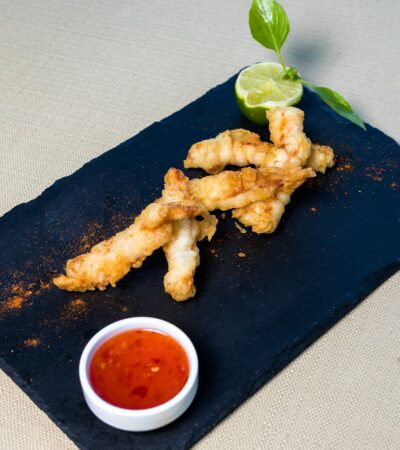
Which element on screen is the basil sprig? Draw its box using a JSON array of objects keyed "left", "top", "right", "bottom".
[
  {"left": 249, "top": 0, "right": 366, "bottom": 130},
  {"left": 249, "top": 0, "right": 289, "bottom": 71}
]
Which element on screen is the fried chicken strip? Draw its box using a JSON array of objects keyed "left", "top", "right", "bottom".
[
  {"left": 232, "top": 118, "right": 315, "bottom": 234},
  {"left": 184, "top": 129, "right": 274, "bottom": 174},
  {"left": 189, "top": 166, "right": 313, "bottom": 211},
  {"left": 163, "top": 166, "right": 311, "bottom": 297},
  {"left": 183, "top": 106, "right": 333, "bottom": 234},
  {"left": 259, "top": 143, "right": 334, "bottom": 174},
  {"left": 184, "top": 109, "right": 333, "bottom": 176},
  {"left": 53, "top": 170, "right": 201, "bottom": 292},
  {"left": 232, "top": 188, "right": 301, "bottom": 234},
  {"left": 266, "top": 106, "right": 312, "bottom": 167},
  {"left": 162, "top": 168, "right": 217, "bottom": 301},
  {"left": 163, "top": 216, "right": 217, "bottom": 301},
  {"left": 306, "top": 144, "right": 335, "bottom": 174},
  {"left": 234, "top": 108, "right": 334, "bottom": 233},
  {"left": 264, "top": 108, "right": 335, "bottom": 173}
]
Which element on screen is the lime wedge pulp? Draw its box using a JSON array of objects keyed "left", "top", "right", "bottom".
[{"left": 235, "top": 62, "right": 303, "bottom": 125}]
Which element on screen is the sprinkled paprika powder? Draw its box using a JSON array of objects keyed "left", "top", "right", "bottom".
[{"left": 89, "top": 329, "right": 189, "bottom": 409}]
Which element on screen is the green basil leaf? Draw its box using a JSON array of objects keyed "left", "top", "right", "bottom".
[
  {"left": 303, "top": 81, "right": 366, "bottom": 130},
  {"left": 249, "top": 0, "right": 290, "bottom": 54}
]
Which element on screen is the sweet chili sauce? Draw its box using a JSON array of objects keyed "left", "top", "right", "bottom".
[{"left": 89, "top": 329, "right": 189, "bottom": 409}]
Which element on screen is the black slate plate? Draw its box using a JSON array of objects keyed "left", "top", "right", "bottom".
[{"left": 0, "top": 74, "right": 399, "bottom": 450}]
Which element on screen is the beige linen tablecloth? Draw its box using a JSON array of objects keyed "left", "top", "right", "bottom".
[{"left": 0, "top": 1, "right": 399, "bottom": 449}]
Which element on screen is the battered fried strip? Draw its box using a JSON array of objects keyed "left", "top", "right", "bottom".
[
  {"left": 306, "top": 144, "right": 335, "bottom": 174},
  {"left": 184, "top": 129, "right": 274, "bottom": 174},
  {"left": 184, "top": 111, "right": 333, "bottom": 175},
  {"left": 234, "top": 145, "right": 333, "bottom": 234},
  {"left": 233, "top": 108, "right": 334, "bottom": 233},
  {"left": 53, "top": 171, "right": 201, "bottom": 292},
  {"left": 266, "top": 106, "right": 312, "bottom": 167},
  {"left": 189, "top": 166, "right": 314, "bottom": 211},
  {"left": 163, "top": 216, "right": 217, "bottom": 301},
  {"left": 259, "top": 143, "right": 335, "bottom": 174},
  {"left": 232, "top": 190, "right": 297, "bottom": 234},
  {"left": 162, "top": 169, "right": 218, "bottom": 301}
]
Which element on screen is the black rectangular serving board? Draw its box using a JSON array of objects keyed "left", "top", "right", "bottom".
[{"left": 0, "top": 73, "right": 399, "bottom": 450}]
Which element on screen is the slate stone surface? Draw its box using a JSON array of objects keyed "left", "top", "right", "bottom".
[{"left": 0, "top": 74, "right": 399, "bottom": 450}]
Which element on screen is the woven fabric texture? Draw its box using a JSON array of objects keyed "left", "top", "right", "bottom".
[{"left": 0, "top": 0, "right": 399, "bottom": 449}]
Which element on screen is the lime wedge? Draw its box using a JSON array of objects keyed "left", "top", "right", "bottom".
[{"left": 235, "top": 62, "right": 303, "bottom": 125}]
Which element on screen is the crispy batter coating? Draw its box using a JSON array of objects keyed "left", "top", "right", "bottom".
[
  {"left": 189, "top": 166, "right": 313, "bottom": 211},
  {"left": 232, "top": 113, "right": 320, "bottom": 233},
  {"left": 163, "top": 219, "right": 200, "bottom": 301},
  {"left": 233, "top": 185, "right": 304, "bottom": 234},
  {"left": 53, "top": 205, "right": 173, "bottom": 291},
  {"left": 306, "top": 144, "right": 335, "bottom": 174},
  {"left": 161, "top": 168, "right": 218, "bottom": 233},
  {"left": 161, "top": 168, "right": 218, "bottom": 301},
  {"left": 54, "top": 169, "right": 202, "bottom": 292},
  {"left": 184, "top": 109, "right": 334, "bottom": 176},
  {"left": 233, "top": 199, "right": 284, "bottom": 234},
  {"left": 163, "top": 215, "right": 217, "bottom": 301},
  {"left": 266, "top": 106, "right": 312, "bottom": 167},
  {"left": 234, "top": 107, "right": 333, "bottom": 233},
  {"left": 184, "top": 129, "right": 274, "bottom": 174}
]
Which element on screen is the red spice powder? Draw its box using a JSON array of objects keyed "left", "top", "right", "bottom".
[
  {"left": 1, "top": 279, "right": 51, "bottom": 316},
  {"left": 24, "top": 338, "right": 41, "bottom": 348},
  {"left": 0, "top": 212, "right": 134, "bottom": 319},
  {"left": 71, "top": 299, "right": 85, "bottom": 307},
  {"left": 60, "top": 298, "right": 88, "bottom": 322},
  {"left": 6, "top": 296, "right": 23, "bottom": 310},
  {"left": 78, "top": 222, "right": 103, "bottom": 252},
  {"left": 308, "top": 152, "right": 399, "bottom": 195}
]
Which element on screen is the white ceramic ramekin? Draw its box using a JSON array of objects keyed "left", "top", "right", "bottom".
[{"left": 79, "top": 317, "right": 198, "bottom": 431}]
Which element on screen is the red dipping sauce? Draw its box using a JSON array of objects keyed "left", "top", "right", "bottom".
[{"left": 89, "top": 329, "right": 189, "bottom": 409}]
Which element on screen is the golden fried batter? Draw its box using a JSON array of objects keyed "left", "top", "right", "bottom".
[
  {"left": 183, "top": 109, "right": 334, "bottom": 176},
  {"left": 184, "top": 129, "right": 274, "bottom": 174},
  {"left": 233, "top": 199, "right": 284, "bottom": 234},
  {"left": 306, "top": 144, "right": 335, "bottom": 174},
  {"left": 164, "top": 219, "right": 200, "bottom": 301},
  {"left": 234, "top": 107, "right": 333, "bottom": 233},
  {"left": 163, "top": 215, "right": 217, "bottom": 301},
  {"left": 266, "top": 106, "right": 312, "bottom": 167},
  {"left": 189, "top": 166, "right": 313, "bottom": 211},
  {"left": 54, "top": 170, "right": 202, "bottom": 292},
  {"left": 161, "top": 168, "right": 218, "bottom": 301}
]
